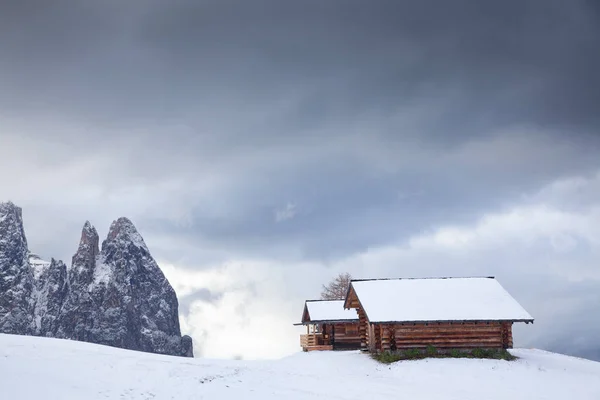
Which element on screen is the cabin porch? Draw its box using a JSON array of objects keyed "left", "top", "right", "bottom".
[
  {"left": 300, "top": 324, "right": 333, "bottom": 351},
  {"left": 300, "top": 333, "right": 333, "bottom": 351},
  {"left": 299, "top": 322, "right": 361, "bottom": 351}
]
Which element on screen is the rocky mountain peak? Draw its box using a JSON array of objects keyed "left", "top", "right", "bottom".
[
  {"left": 69, "top": 221, "right": 100, "bottom": 288},
  {"left": 104, "top": 217, "right": 148, "bottom": 252},
  {"left": 77, "top": 221, "right": 99, "bottom": 258},
  {"left": 1, "top": 203, "right": 193, "bottom": 357},
  {"left": 0, "top": 202, "right": 28, "bottom": 250},
  {"left": 0, "top": 201, "right": 35, "bottom": 334}
]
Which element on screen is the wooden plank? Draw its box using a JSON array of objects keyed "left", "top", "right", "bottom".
[
  {"left": 394, "top": 322, "right": 502, "bottom": 326},
  {"left": 394, "top": 330, "right": 503, "bottom": 336},
  {"left": 394, "top": 338, "right": 503, "bottom": 344},
  {"left": 305, "top": 345, "right": 334, "bottom": 352},
  {"left": 394, "top": 342, "right": 504, "bottom": 349},
  {"left": 394, "top": 326, "right": 502, "bottom": 333}
]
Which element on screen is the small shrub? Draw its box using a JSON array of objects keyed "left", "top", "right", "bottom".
[
  {"left": 498, "top": 349, "right": 517, "bottom": 361},
  {"left": 426, "top": 345, "right": 437, "bottom": 357},
  {"left": 449, "top": 349, "right": 462, "bottom": 358},
  {"left": 372, "top": 347, "right": 517, "bottom": 364},
  {"left": 374, "top": 351, "right": 401, "bottom": 364},
  {"left": 404, "top": 348, "right": 422, "bottom": 359},
  {"left": 472, "top": 348, "right": 485, "bottom": 358}
]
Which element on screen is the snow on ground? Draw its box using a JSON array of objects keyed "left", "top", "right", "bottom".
[{"left": 1, "top": 333, "right": 599, "bottom": 400}]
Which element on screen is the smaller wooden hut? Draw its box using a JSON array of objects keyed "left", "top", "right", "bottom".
[
  {"left": 343, "top": 276, "right": 534, "bottom": 353},
  {"left": 294, "top": 300, "right": 361, "bottom": 351}
]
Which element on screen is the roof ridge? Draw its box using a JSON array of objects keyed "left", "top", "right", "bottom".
[
  {"left": 351, "top": 276, "right": 495, "bottom": 282},
  {"left": 305, "top": 299, "right": 345, "bottom": 303}
]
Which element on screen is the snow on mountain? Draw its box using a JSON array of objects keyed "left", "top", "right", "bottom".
[
  {"left": 57, "top": 217, "right": 193, "bottom": 357},
  {"left": 28, "top": 253, "right": 51, "bottom": 279},
  {"left": 0, "top": 333, "right": 599, "bottom": 400}
]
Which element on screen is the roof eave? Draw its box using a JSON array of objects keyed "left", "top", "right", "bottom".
[
  {"left": 368, "top": 318, "right": 535, "bottom": 324},
  {"left": 294, "top": 319, "right": 360, "bottom": 326}
]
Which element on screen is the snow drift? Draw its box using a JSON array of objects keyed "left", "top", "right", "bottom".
[{"left": 1, "top": 333, "right": 599, "bottom": 400}]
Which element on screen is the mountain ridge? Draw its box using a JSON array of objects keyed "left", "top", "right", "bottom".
[{"left": 0, "top": 201, "right": 193, "bottom": 357}]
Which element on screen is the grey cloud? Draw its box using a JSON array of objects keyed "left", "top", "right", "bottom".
[
  {"left": 1, "top": 0, "right": 599, "bottom": 132},
  {"left": 1, "top": 0, "right": 600, "bottom": 360},
  {"left": 177, "top": 288, "right": 223, "bottom": 316}
]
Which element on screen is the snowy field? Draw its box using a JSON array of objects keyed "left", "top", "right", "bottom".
[{"left": 1, "top": 333, "right": 599, "bottom": 400}]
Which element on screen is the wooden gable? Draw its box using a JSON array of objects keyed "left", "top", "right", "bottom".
[
  {"left": 343, "top": 284, "right": 360, "bottom": 310},
  {"left": 301, "top": 303, "right": 311, "bottom": 324}
]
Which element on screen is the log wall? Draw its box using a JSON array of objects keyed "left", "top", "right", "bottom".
[
  {"left": 332, "top": 323, "right": 361, "bottom": 345},
  {"left": 372, "top": 321, "right": 511, "bottom": 352}
]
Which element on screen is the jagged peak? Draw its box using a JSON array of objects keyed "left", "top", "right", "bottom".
[
  {"left": 81, "top": 220, "right": 98, "bottom": 237},
  {"left": 0, "top": 201, "right": 28, "bottom": 250},
  {"left": 79, "top": 221, "right": 99, "bottom": 241},
  {"left": 105, "top": 217, "right": 148, "bottom": 251},
  {"left": 0, "top": 201, "right": 22, "bottom": 219},
  {"left": 71, "top": 221, "right": 100, "bottom": 269},
  {"left": 0, "top": 200, "right": 18, "bottom": 209}
]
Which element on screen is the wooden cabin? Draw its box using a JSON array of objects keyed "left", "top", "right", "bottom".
[
  {"left": 343, "top": 276, "right": 534, "bottom": 353},
  {"left": 294, "top": 300, "right": 361, "bottom": 352}
]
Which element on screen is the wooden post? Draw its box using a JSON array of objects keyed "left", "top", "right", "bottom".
[
  {"left": 367, "top": 323, "right": 376, "bottom": 352},
  {"left": 331, "top": 323, "right": 336, "bottom": 349}
]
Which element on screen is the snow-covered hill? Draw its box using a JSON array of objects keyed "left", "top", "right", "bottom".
[{"left": 1, "top": 334, "right": 599, "bottom": 399}]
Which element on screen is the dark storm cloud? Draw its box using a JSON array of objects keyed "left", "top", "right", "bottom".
[
  {"left": 2, "top": 0, "right": 599, "bottom": 260},
  {"left": 1, "top": 0, "right": 599, "bottom": 133},
  {"left": 141, "top": 0, "right": 600, "bottom": 132}
]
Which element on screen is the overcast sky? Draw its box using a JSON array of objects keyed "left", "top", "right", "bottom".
[{"left": 1, "top": 0, "right": 599, "bottom": 361}]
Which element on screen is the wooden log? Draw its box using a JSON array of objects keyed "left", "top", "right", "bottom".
[
  {"left": 305, "top": 345, "right": 334, "bottom": 352},
  {"left": 395, "top": 321, "right": 501, "bottom": 326},
  {"left": 357, "top": 307, "right": 368, "bottom": 350},
  {"left": 394, "top": 331, "right": 503, "bottom": 337},
  {"left": 394, "top": 337, "right": 503, "bottom": 344},
  {"left": 394, "top": 334, "right": 503, "bottom": 341},
  {"left": 394, "top": 326, "right": 502, "bottom": 333},
  {"left": 383, "top": 322, "right": 506, "bottom": 350},
  {"left": 395, "top": 342, "right": 503, "bottom": 349}
]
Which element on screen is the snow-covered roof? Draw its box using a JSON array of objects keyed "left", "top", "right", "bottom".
[
  {"left": 301, "top": 300, "right": 359, "bottom": 324},
  {"left": 347, "top": 277, "right": 533, "bottom": 323}
]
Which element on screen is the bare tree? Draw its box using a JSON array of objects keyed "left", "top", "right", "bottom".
[{"left": 320, "top": 272, "right": 352, "bottom": 300}]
